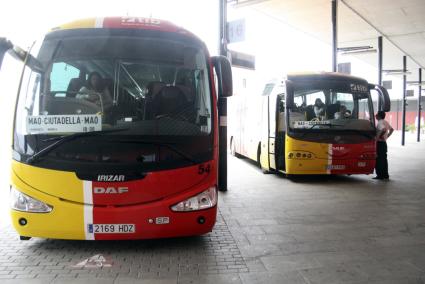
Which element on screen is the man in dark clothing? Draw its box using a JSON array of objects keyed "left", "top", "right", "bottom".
[{"left": 374, "top": 111, "right": 394, "bottom": 180}]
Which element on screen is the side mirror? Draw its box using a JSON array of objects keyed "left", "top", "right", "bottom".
[
  {"left": 9, "top": 45, "right": 43, "bottom": 73},
  {"left": 0, "top": 38, "right": 13, "bottom": 71},
  {"left": 285, "top": 80, "right": 295, "bottom": 109},
  {"left": 0, "top": 38, "right": 43, "bottom": 73},
  {"left": 212, "top": 55, "right": 233, "bottom": 97},
  {"left": 369, "top": 83, "right": 390, "bottom": 112}
]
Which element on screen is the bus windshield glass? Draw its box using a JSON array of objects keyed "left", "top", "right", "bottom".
[
  {"left": 13, "top": 33, "right": 213, "bottom": 171},
  {"left": 288, "top": 81, "right": 374, "bottom": 133}
]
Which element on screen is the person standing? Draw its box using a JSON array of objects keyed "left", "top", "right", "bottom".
[{"left": 374, "top": 111, "right": 394, "bottom": 180}]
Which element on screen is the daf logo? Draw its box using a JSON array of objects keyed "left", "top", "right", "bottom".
[
  {"left": 93, "top": 187, "right": 129, "bottom": 194},
  {"left": 97, "top": 175, "right": 125, "bottom": 182}
]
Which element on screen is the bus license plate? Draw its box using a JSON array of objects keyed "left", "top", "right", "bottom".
[
  {"left": 326, "top": 165, "right": 346, "bottom": 170},
  {"left": 88, "top": 224, "right": 135, "bottom": 234}
]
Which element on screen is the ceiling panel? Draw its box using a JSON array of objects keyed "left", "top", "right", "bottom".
[{"left": 237, "top": 0, "right": 425, "bottom": 75}]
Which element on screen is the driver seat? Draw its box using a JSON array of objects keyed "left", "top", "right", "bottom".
[
  {"left": 66, "top": 78, "right": 85, "bottom": 98},
  {"left": 151, "top": 86, "right": 189, "bottom": 118},
  {"left": 305, "top": 105, "right": 315, "bottom": 121}
]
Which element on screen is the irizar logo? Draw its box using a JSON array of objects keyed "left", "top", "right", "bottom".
[
  {"left": 93, "top": 187, "right": 129, "bottom": 194},
  {"left": 97, "top": 175, "right": 125, "bottom": 182}
]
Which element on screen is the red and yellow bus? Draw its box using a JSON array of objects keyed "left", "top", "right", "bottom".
[
  {"left": 0, "top": 17, "right": 232, "bottom": 240},
  {"left": 229, "top": 72, "right": 390, "bottom": 175}
]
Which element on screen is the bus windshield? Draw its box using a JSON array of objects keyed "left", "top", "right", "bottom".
[
  {"left": 13, "top": 32, "right": 213, "bottom": 171},
  {"left": 288, "top": 81, "right": 375, "bottom": 134}
]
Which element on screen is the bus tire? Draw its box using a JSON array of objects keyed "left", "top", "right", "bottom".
[
  {"left": 257, "top": 144, "right": 261, "bottom": 168},
  {"left": 230, "top": 138, "right": 241, "bottom": 158},
  {"left": 257, "top": 144, "right": 270, "bottom": 174}
]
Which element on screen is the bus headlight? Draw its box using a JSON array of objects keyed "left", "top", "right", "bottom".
[
  {"left": 10, "top": 187, "right": 53, "bottom": 213},
  {"left": 171, "top": 187, "right": 217, "bottom": 212}
]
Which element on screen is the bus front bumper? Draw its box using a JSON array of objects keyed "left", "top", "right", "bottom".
[
  {"left": 285, "top": 158, "right": 375, "bottom": 175},
  {"left": 10, "top": 181, "right": 217, "bottom": 240}
]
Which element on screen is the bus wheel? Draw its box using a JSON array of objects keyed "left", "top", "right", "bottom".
[
  {"left": 230, "top": 138, "right": 241, "bottom": 158},
  {"left": 230, "top": 138, "right": 236, "bottom": 156},
  {"left": 257, "top": 144, "right": 270, "bottom": 174}
]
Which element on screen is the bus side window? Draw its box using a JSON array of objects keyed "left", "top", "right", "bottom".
[
  {"left": 293, "top": 96, "right": 304, "bottom": 113},
  {"left": 50, "top": 62, "right": 80, "bottom": 97}
]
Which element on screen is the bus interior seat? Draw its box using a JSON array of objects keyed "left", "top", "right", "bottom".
[
  {"left": 144, "top": 81, "right": 166, "bottom": 118},
  {"left": 151, "top": 86, "right": 189, "bottom": 118},
  {"left": 327, "top": 103, "right": 340, "bottom": 119},
  {"left": 147, "top": 81, "right": 166, "bottom": 99},
  {"left": 175, "top": 84, "right": 195, "bottom": 103},
  {"left": 66, "top": 78, "right": 85, "bottom": 98},
  {"left": 305, "top": 105, "right": 315, "bottom": 121}
]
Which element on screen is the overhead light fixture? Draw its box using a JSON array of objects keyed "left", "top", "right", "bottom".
[
  {"left": 338, "top": 46, "right": 376, "bottom": 55},
  {"left": 407, "top": 81, "right": 425, "bottom": 86},
  {"left": 230, "top": 0, "right": 271, "bottom": 8},
  {"left": 383, "top": 69, "right": 411, "bottom": 75},
  {"left": 341, "top": 49, "right": 377, "bottom": 55}
]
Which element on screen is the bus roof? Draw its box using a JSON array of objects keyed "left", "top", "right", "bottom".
[
  {"left": 287, "top": 72, "right": 369, "bottom": 85},
  {"left": 50, "top": 17, "right": 196, "bottom": 38}
]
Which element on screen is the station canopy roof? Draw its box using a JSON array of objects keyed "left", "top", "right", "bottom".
[{"left": 231, "top": 0, "right": 425, "bottom": 82}]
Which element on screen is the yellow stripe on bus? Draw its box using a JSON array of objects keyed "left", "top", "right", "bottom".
[
  {"left": 52, "top": 18, "right": 97, "bottom": 31},
  {"left": 10, "top": 161, "right": 86, "bottom": 239}
]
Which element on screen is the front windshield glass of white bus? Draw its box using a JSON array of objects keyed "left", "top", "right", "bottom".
[
  {"left": 13, "top": 35, "right": 213, "bottom": 169},
  {"left": 288, "top": 82, "right": 374, "bottom": 132}
]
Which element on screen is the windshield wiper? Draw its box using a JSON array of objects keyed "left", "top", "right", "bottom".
[
  {"left": 296, "top": 122, "right": 344, "bottom": 138},
  {"left": 306, "top": 122, "right": 344, "bottom": 130},
  {"left": 109, "top": 139, "right": 200, "bottom": 165},
  {"left": 27, "top": 128, "right": 130, "bottom": 164}
]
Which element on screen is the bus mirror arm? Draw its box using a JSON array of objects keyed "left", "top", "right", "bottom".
[
  {"left": 285, "top": 80, "right": 295, "bottom": 109},
  {"left": 212, "top": 56, "right": 233, "bottom": 97},
  {"left": 0, "top": 37, "right": 13, "bottom": 71},
  {"left": 369, "top": 83, "right": 390, "bottom": 112},
  {"left": 0, "top": 38, "right": 43, "bottom": 73}
]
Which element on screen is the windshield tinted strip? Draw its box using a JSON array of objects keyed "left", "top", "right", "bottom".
[{"left": 45, "top": 28, "right": 206, "bottom": 52}]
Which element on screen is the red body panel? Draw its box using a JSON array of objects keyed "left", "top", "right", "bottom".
[{"left": 329, "top": 140, "right": 376, "bottom": 174}]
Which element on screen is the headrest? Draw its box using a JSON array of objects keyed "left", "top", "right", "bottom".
[{"left": 147, "top": 81, "right": 166, "bottom": 98}]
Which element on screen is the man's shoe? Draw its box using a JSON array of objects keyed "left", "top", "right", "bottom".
[{"left": 372, "top": 176, "right": 384, "bottom": 180}]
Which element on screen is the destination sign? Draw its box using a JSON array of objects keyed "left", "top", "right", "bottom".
[{"left": 26, "top": 114, "right": 102, "bottom": 134}]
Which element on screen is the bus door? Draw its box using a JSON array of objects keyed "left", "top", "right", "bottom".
[
  {"left": 260, "top": 93, "right": 277, "bottom": 171},
  {"left": 275, "top": 94, "right": 286, "bottom": 171},
  {"left": 241, "top": 96, "right": 251, "bottom": 157}
]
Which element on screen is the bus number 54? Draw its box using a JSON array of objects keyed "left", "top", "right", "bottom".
[{"left": 198, "top": 164, "right": 211, "bottom": 175}]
